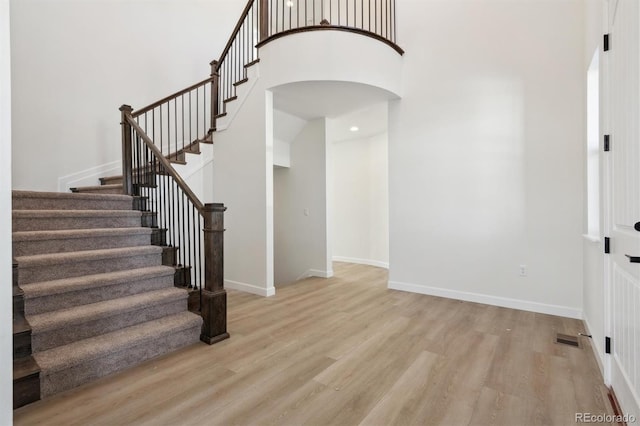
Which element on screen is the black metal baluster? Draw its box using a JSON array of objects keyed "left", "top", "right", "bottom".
[
  {"left": 181, "top": 94, "right": 185, "bottom": 147},
  {"left": 162, "top": 164, "right": 168, "bottom": 242},
  {"left": 178, "top": 189, "right": 183, "bottom": 271},
  {"left": 145, "top": 144, "right": 151, "bottom": 206},
  {"left": 196, "top": 87, "right": 199, "bottom": 144},
  {"left": 159, "top": 105, "right": 163, "bottom": 158},
  {"left": 386, "top": 0, "right": 389, "bottom": 38},
  {"left": 346, "top": 0, "right": 349, "bottom": 26},
  {"left": 186, "top": 201, "right": 192, "bottom": 289},
  {"left": 354, "top": 0, "right": 356, "bottom": 27},
  {"left": 197, "top": 213, "right": 203, "bottom": 295},
  {"left": 201, "top": 85, "right": 206, "bottom": 137}
]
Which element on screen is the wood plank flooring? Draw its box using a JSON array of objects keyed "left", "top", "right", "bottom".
[{"left": 14, "top": 263, "right": 613, "bottom": 425}]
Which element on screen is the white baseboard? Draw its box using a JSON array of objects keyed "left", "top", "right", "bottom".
[
  {"left": 333, "top": 256, "right": 389, "bottom": 269},
  {"left": 58, "top": 160, "right": 120, "bottom": 192},
  {"left": 388, "top": 280, "right": 583, "bottom": 319},
  {"left": 296, "top": 269, "right": 334, "bottom": 281},
  {"left": 310, "top": 269, "right": 334, "bottom": 278},
  {"left": 225, "top": 279, "right": 275, "bottom": 297}
]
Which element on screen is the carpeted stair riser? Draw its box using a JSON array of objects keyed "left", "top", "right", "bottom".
[
  {"left": 12, "top": 191, "right": 133, "bottom": 211},
  {"left": 36, "top": 313, "right": 201, "bottom": 397},
  {"left": 23, "top": 266, "right": 176, "bottom": 315},
  {"left": 31, "top": 288, "right": 189, "bottom": 352},
  {"left": 13, "top": 228, "right": 152, "bottom": 256},
  {"left": 13, "top": 210, "right": 142, "bottom": 232},
  {"left": 17, "top": 247, "right": 163, "bottom": 285}
]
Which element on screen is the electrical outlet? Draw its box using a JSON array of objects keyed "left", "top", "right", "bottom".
[{"left": 519, "top": 264, "right": 527, "bottom": 277}]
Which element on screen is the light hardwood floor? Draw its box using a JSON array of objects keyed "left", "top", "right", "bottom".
[{"left": 14, "top": 263, "right": 613, "bottom": 426}]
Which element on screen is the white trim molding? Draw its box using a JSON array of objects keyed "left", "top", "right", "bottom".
[
  {"left": 296, "top": 269, "right": 334, "bottom": 281},
  {"left": 57, "top": 160, "right": 120, "bottom": 192},
  {"left": 225, "top": 279, "right": 276, "bottom": 297},
  {"left": 388, "top": 280, "right": 583, "bottom": 320},
  {"left": 333, "top": 256, "right": 389, "bottom": 269}
]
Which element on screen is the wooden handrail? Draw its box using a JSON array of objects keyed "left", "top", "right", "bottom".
[
  {"left": 124, "top": 112, "right": 205, "bottom": 213},
  {"left": 132, "top": 77, "right": 214, "bottom": 118},
  {"left": 215, "top": 0, "right": 257, "bottom": 72}
]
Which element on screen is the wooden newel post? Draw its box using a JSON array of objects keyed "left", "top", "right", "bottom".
[
  {"left": 119, "top": 104, "right": 134, "bottom": 196},
  {"left": 259, "top": 0, "right": 269, "bottom": 41},
  {"left": 200, "top": 202, "right": 230, "bottom": 345},
  {"left": 209, "top": 60, "right": 219, "bottom": 135}
]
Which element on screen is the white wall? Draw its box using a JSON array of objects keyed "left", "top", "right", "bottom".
[
  {"left": 273, "top": 108, "right": 308, "bottom": 168},
  {"left": 582, "top": 0, "right": 605, "bottom": 371},
  {"left": 389, "top": 0, "right": 585, "bottom": 318},
  {"left": 0, "top": 0, "right": 13, "bottom": 421},
  {"left": 212, "top": 78, "right": 274, "bottom": 297},
  {"left": 10, "top": 0, "right": 245, "bottom": 192},
  {"left": 331, "top": 130, "right": 389, "bottom": 269},
  {"left": 274, "top": 118, "right": 331, "bottom": 285}
]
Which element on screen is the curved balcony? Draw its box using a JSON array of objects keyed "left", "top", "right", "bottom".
[
  {"left": 257, "top": 0, "right": 404, "bottom": 55},
  {"left": 214, "top": 0, "right": 403, "bottom": 116}
]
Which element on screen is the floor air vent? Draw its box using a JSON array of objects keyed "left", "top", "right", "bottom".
[{"left": 556, "top": 333, "right": 580, "bottom": 348}]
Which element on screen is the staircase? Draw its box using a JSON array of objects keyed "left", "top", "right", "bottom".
[
  {"left": 10, "top": 0, "right": 404, "bottom": 411},
  {"left": 12, "top": 190, "right": 202, "bottom": 406}
]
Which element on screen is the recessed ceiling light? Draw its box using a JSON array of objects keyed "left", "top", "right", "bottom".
[
  {"left": 350, "top": 126, "right": 359, "bottom": 132},
  {"left": 286, "top": 0, "right": 294, "bottom": 7}
]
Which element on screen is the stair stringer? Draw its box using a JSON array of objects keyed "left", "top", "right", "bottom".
[{"left": 216, "top": 62, "right": 260, "bottom": 132}]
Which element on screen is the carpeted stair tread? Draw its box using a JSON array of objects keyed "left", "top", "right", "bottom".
[
  {"left": 13, "top": 227, "right": 151, "bottom": 242},
  {"left": 21, "top": 266, "right": 176, "bottom": 315},
  {"left": 28, "top": 287, "right": 188, "bottom": 334},
  {"left": 15, "top": 246, "right": 162, "bottom": 268},
  {"left": 12, "top": 190, "right": 133, "bottom": 211},
  {"left": 13, "top": 227, "right": 153, "bottom": 256},
  {"left": 12, "top": 209, "right": 143, "bottom": 232},
  {"left": 13, "top": 210, "right": 141, "bottom": 219},
  {"left": 21, "top": 265, "right": 174, "bottom": 299},
  {"left": 34, "top": 311, "right": 201, "bottom": 374},
  {"left": 16, "top": 246, "right": 164, "bottom": 285}
]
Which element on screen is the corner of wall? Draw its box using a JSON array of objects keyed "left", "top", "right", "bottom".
[{"left": 0, "top": 0, "right": 14, "bottom": 420}]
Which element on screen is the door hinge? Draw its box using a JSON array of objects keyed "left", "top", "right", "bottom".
[
  {"left": 606, "top": 336, "right": 611, "bottom": 354},
  {"left": 604, "top": 34, "right": 610, "bottom": 51},
  {"left": 604, "top": 135, "right": 610, "bottom": 152},
  {"left": 605, "top": 237, "right": 611, "bottom": 254}
]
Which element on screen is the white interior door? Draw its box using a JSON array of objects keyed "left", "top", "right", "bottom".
[{"left": 606, "top": 0, "right": 640, "bottom": 419}]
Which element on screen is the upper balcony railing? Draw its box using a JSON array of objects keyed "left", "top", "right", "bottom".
[
  {"left": 213, "top": 0, "right": 402, "bottom": 121},
  {"left": 258, "top": 0, "right": 403, "bottom": 54}
]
